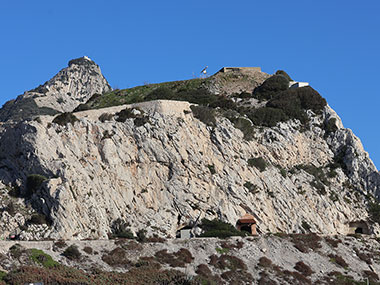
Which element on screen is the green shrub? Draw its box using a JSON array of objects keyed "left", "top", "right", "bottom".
[
  {"left": 29, "top": 249, "right": 59, "bottom": 268},
  {"left": 110, "top": 218, "right": 135, "bottom": 239},
  {"left": 229, "top": 117, "right": 255, "bottom": 140},
  {"left": 29, "top": 213, "right": 49, "bottom": 225},
  {"left": 26, "top": 174, "right": 47, "bottom": 197},
  {"left": 247, "top": 107, "right": 288, "bottom": 127},
  {"left": 275, "top": 70, "right": 293, "bottom": 81},
  {"left": 248, "top": 157, "right": 267, "bottom": 172},
  {"left": 209, "top": 97, "right": 238, "bottom": 111},
  {"left": 52, "top": 112, "right": 78, "bottom": 126},
  {"left": 244, "top": 181, "right": 258, "bottom": 193},
  {"left": 190, "top": 105, "right": 216, "bottom": 126},
  {"left": 136, "top": 229, "right": 147, "bottom": 242},
  {"left": 199, "top": 219, "right": 246, "bottom": 238},
  {"left": 145, "top": 87, "right": 175, "bottom": 101},
  {"left": 99, "top": 113, "right": 113, "bottom": 122},
  {"left": 115, "top": 108, "right": 136, "bottom": 122},
  {"left": 324, "top": 118, "right": 338, "bottom": 137},
  {"left": 62, "top": 245, "right": 81, "bottom": 260},
  {"left": 253, "top": 75, "right": 289, "bottom": 100},
  {"left": 301, "top": 221, "right": 311, "bottom": 232},
  {"left": 296, "top": 164, "right": 329, "bottom": 186},
  {"left": 369, "top": 202, "right": 380, "bottom": 223},
  {"left": 207, "top": 164, "right": 216, "bottom": 175}
]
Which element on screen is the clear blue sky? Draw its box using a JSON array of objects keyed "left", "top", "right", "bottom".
[{"left": 1, "top": 1, "right": 379, "bottom": 168}]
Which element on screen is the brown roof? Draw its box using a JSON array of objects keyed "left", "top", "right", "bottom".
[{"left": 237, "top": 214, "right": 256, "bottom": 224}]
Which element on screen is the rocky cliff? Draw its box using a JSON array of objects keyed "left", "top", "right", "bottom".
[
  {"left": 0, "top": 56, "right": 111, "bottom": 122},
  {"left": 0, "top": 61, "right": 379, "bottom": 241}
]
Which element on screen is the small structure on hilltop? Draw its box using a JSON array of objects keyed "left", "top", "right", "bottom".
[
  {"left": 236, "top": 214, "right": 257, "bottom": 235},
  {"left": 218, "top": 67, "right": 261, "bottom": 74},
  {"left": 348, "top": 220, "right": 371, "bottom": 235},
  {"left": 289, "top": 81, "right": 309, "bottom": 88}
]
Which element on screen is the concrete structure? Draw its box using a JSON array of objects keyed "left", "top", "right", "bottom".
[
  {"left": 180, "top": 229, "right": 192, "bottom": 239},
  {"left": 348, "top": 221, "right": 371, "bottom": 235},
  {"left": 289, "top": 81, "right": 309, "bottom": 89},
  {"left": 236, "top": 214, "right": 257, "bottom": 235},
  {"left": 218, "top": 67, "right": 261, "bottom": 74}
]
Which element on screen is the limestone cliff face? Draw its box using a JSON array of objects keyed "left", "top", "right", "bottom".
[
  {"left": 0, "top": 56, "right": 111, "bottom": 122},
  {"left": 0, "top": 98, "right": 379, "bottom": 240}
]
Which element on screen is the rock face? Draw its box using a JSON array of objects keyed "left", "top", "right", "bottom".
[
  {"left": 0, "top": 56, "right": 111, "bottom": 122},
  {"left": 0, "top": 97, "right": 379, "bottom": 240}
]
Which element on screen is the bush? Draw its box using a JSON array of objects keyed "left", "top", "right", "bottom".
[
  {"left": 199, "top": 219, "right": 246, "bottom": 238},
  {"left": 52, "top": 112, "right": 78, "bottom": 126},
  {"left": 136, "top": 229, "right": 147, "bottom": 242},
  {"left": 110, "top": 218, "right": 134, "bottom": 239},
  {"left": 369, "top": 202, "right": 380, "bottom": 223},
  {"left": 115, "top": 108, "right": 136, "bottom": 122},
  {"left": 207, "top": 164, "right": 216, "bottom": 175},
  {"left": 294, "top": 261, "right": 313, "bottom": 277},
  {"left": 62, "top": 245, "right": 81, "bottom": 260},
  {"left": 28, "top": 248, "right": 59, "bottom": 268},
  {"left": 154, "top": 248, "right": 194, "bottom": 268},
  {"left": 324, "top": 118, "right": 338, "bottom": 135},
  {"left": 291, "top": 234, "right": 322, "bottom": 253},
  {"left": 26, "top": 174, "right": 47, "bottom": 197},
  {"left": 28, "top": 213, "right": 49, "bottom": 225},
  {"left": 5, "top": 202, "right": 15, "bottom": 216},
  {"left": 244, "top": 181, "right": 258, "bottom": 193},
  {"left": 190, "top": 105, "right": 216, "bottom": 127},
  {"left": 275, "top": 70, "right": 293, "bottom": 81},
  {"left": 229, "top": 117, "right": 254, "bottom": 140},
  {"left": 102, "top": 247, "right": 130, "bottom": 267},
  {"left": 248, "top": 157, "right": 267, "bottom": 172},
  {"left": 328, "top": 254, "right": 348, "bottom": 268},
  {"left": 253, "top": 75, "right": 289, "bottom": 100},
  {"left": 258, "top": 256, "right": 272, "bottom": 268},
  {"left": 99, "top": 113, "right": 113, "bottom": 122},
  {"left": 83, "top": 246, "right": 93, "bottom": 255},
  {"left": 248, "top": 107, "right": 288, "bottom": 127},
  {"left": 145, "top": 87, "right": 175, "bottom": 101}
]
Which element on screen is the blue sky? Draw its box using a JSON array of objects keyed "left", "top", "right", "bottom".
[{"left": 1, "top": 1, "right": 379, "bottom": 168}]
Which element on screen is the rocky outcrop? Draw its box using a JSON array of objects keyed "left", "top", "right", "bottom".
[
  {"left": 0, "top": 98, "right": 379, "bottom": 240},
  {"left": 0, "top": 56, "right": 111, "bottom": 122}
]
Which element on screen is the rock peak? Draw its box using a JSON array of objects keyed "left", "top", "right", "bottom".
[{"left": 0, "top": 57, "right": 112, "bottom": 122}]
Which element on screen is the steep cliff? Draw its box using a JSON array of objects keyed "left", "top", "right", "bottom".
[{"left": 0, "top": 62, "right": 379, "bottom": 241}]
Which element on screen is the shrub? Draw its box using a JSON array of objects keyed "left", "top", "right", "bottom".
[
  {"left": 328, "top": 254, "right": 348, "bottom": 268},
  {"left": 207, "top": 164, "right": 216, "bottom": 175},
  {"left": 136, "top": 229, "right": 147, "bottom": 242},
  {"left": 154, "top": 248, "right": 194, "bottom": 268},
  {"left": 258, "top": 256, "right": 272, "bottom": 268},
  {"left": 301, "top": 221, "right": 311, "bottom": 232},
  {"left": 324, "top": 118, "right": 338, "bottom": 135},
  {"left": 5, "top": 202, "right": 15, "bottom": 216},
  {"left": 291, "top": 234, "right": 322, "bottom": 253},
  {"left": 26, "top": 174, "right": 47, "bottom": 197},
  {"left": 247, "top": 107, "right": 288, "bottom": 127},
  {"left": 7, "top": 186, "right": 20, "bottom": 198},
  {"left": 145, "top": 87, "right": 175, "bottom": 101},
  {"left": 297, "top": 164, "right": 329, "bottom": 186},
  {"left": 275, "top": 70, "right": 293, "bottom": 81},
  {"left": 83, "top": 247, "right": 93, "bottom": 255},
  {"left": 52, "top": 112, "right": 78, "bottom": 126},
  {"left": 209, "top": 97, "right": 238, "bottom": 111},
  {"left": 110, "top": 218, "right": 134, "bottom": 239},
  {"left": 28, "top": 213, "right": 49, "bottom": 225},
  {"left": 99, "top": 113, "right": 113, "bottom": 122},
  {"left": 28, "top": 248, "right": 59, "bottom": 268},
  {"left": 62, "top": 245, "right": 81, "bottom": 260},
  {"left": 102, "top": 247, "right": 130, "bottom": 267},
  {"left": 53, "top": 240, "right": 67, "bottom": 250},
  {"left": 294, "top": 261, "right": 313, "bottom": 276},
  {"left": 253, "top": 75, "right": 289, "bottom": 100},
  {"left": 369, "top": 202, "right": 380, "bottom": 223},
  {"left": 209, "top": 254, "right": 247, "bottom": 271},
  {"left": 229, "top": 117, "right": 255, "bottom": 140},
  {"left": 199, "top": 219, "right": 246, "bottom": 238},
  {"left": 244, "top": 181, "right": 258, "bottom": 193},
  {"left": 190, "top": 105, "right": 216, "bottom": 126},
  {"left": 115, "top": 108, "right": 136, "bottom": 122},
  {"left": 248, "top": 157, "right": 267, "bottom": 172},
  {"left": 9, "top": 244, "right": 24, "bottom": 259}
]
